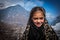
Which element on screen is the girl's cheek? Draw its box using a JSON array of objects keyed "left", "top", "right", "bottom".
[
  {"left": 40, "top": 19, "right": 44, "bottom": 23},
  {"left": 41, "top": 20, "right": 44, "bottom": 23},
  {"left": 33, "top": 20, "right": 37, "bottom": 23}
]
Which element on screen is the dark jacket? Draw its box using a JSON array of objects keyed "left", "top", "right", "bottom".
[
  {"left": 21, "top": 20, "right": 59, "bottom": 40},
  {"left": 28, "top": 24, "right": 46, "bottom": 40}
]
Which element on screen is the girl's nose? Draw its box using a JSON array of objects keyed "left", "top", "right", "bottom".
[{"left": 37, "top": 19, "right": 40, "bottom": 22}]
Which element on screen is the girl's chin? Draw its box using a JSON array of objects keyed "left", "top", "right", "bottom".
[
  {"left": 36, "top": 24, "right": 42, "bottom": 27},
  {"left": 36, "top": 26, "right": 41, "bottom": 27}
]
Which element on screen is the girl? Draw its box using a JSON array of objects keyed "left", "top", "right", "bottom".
[{"left": 21, "top": 6, "right": 58, "bottom": 40}]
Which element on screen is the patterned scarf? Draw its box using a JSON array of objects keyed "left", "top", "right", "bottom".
[{"left": 20, "top": 19, "right": 58, "bottom": 40}]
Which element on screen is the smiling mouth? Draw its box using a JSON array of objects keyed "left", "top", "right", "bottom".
[
  {"left": 36, "top": 22, "right": 43, "bottom": 26},
  {"left": 36, "top": 22, "right": 41, "bottom": 24}
]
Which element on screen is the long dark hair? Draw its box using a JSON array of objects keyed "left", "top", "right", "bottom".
[
  {"left": 21, "top": 6, "right": 58, "bottom": 40},
  {"left": 27, "top": 6, "right": 46, "bottom": 25}
]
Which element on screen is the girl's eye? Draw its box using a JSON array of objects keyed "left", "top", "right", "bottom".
[
  {"left": 39, "top": 17, "right": 44, "bottom": 19},
  {"left": 33, "top": 18, "right": 38, "bottom": 20},
  {"left": 33, "top": 17, "right": 44, "bottom": 20}
]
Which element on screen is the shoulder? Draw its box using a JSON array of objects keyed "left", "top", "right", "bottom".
[{"left": 44, "top": 23, "right": 53, "bottom": 31}]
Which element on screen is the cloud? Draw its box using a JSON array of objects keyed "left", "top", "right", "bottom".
[
  {"left": 0, "top": 3, "right": 19, "bottom": 9},
  {"left": 0, "top": 0, "right": 44, "bottom": 11},
  {"left": 23, "top": 0, "right": 44, "bottom": 11},
  {"left": 2, "top": 1, "right": 36, "bottom": 11},
  {"left": 52, "top": 22, "right": 60, "bottom": 30},
  {"left": 34, "top": 0, "right": 44, "bottom": 6},
  {"left": 24, "top": 1, "right": 37, "bottom": 11},
  {"left": 51, "top": 15, "right": 60, "bottom": 26},
  {"left": 0, "top": 0, "right": 23, "bottom": 9},
  {"left": 0, "top": 0, "right": 23, "bottom": 3},
  {"left": 46, "top": 12, "right": 56, "bottom": 23}
]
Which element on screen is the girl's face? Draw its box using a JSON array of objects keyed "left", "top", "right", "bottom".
[{"left": 32, "top": 11, "right": 44, "bottom": 27}]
